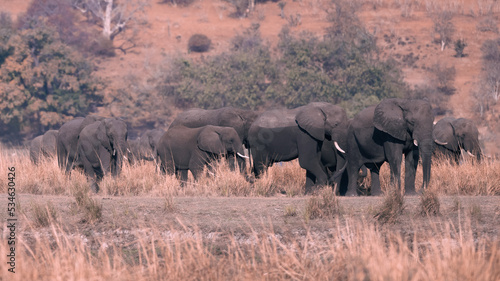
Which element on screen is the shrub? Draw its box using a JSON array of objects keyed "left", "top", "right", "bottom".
[
  {"left": 89, "top": 35, "right": 116, "bottom": 57},
  {"left": 188, "top": 34, "right": 211, "bottom": 53},
  {"left": 304, "top": 187, "right": 341, "bottom": 220},
  {"left": 419, "top": 189, "right": 440, "bottom": 216},
  {"left": 454, "top": 39, "right": 467, "bottom": 57},
  {"left": 374, "top": 187, "right": 405, "bottom": 224}
]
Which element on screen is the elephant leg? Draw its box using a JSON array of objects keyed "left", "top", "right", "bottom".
[
  {"left": 385, "top": 144, "right": 403, "bottom": 191},
  {"left": 98, "top": 147, "right": 112, "bottom": 177},
  {"left": 370, "top": 168, "right": 381, "bottom": 196},
  {"left": 404, "top": 148, "right": 419, "bottom": 195},
  {"left": 80, "top": 151, "right": 98, "bottom": 193},
  {"left": 189, "top": 156, "right": 207, "bottom": 181},
  {"left": 297, "top": 139, "right": 328, "bottom": 191},
  {"left": 304, "top": 170, "right": 316, "bottom": 194}
]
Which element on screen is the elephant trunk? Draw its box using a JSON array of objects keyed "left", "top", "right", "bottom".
[
  {"left": 235, "top": 146, "right": 247, "bottom": 174},
  {"left": 113, "top": 139, "right": 128, "bottom": 176},
  {"left": 419, "top": 139, "right": 433, "bottom": 191}
]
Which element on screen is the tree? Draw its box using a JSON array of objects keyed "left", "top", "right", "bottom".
[
  {"left": 73, "top": 0, "right": 148, "bottom": 41},
  {"left": 0, "top": 21, "right": 102, "bottom": 136},
  {"left": 432, "top": 10, "right": 455, "bottom": 51},
  {"left": 480, "top": 38, "right": 500, "bottom": 103}
]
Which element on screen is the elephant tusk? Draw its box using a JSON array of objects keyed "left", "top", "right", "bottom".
[
  {"left": 113, "top": 149, "right": 116, "bottom": 156},
  {"left": 413, "top": 140, "right": 418, "bottom": 147},
  {"left": 334, "top": 141, "right": 346, "bottom": 154},
  {"left": 434, "top": 139, "right": 448, "bottom": 146},
  {"left": 237, "top": 152, "right": 249, "bottom": 159},
  {"left": 127, "top": 148, "right": 131, "bottom": 153},
  {"left": 123, "top": 155, "right": 128, "bottom": 160},
  {"left": 466, "top": 150, "right": 475, "bottom": 157},
  {"left": 208, "top": 171, "right": 215, "bottom": 177}
]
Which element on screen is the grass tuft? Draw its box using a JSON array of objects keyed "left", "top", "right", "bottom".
[
  {"left": 304, "top": 187, "right": 341, "bottom": 220},
  {"left": 374, "top": 186, "right": 405, "bottom": 224},
  {"left": 419, "top": 188, "right": 441, "bottom": 216},
  {"left": 31, "top": 201, "right": 57, "bottom": 227}
]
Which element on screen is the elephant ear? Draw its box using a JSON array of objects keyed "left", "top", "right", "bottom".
[
  {"left": 198, "top": 127, "right": 225, "bottom": 154},
  {"left": 373, "top": 99, "right": 407, "bottom": 141},
  {"left": 295, "top": 107, "right": 325, "bottom": 141},
  {"left": 433, "top": 118, "right": 459, "bottom": 151},
  {"left": 96, "top": 121, "right": 113, "bottom": 152}
]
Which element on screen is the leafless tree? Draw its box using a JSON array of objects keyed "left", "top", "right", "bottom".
[
  {"left": 73, "top": 0, "right": 148, "bottom": 41},
  {"left": 481, "top": 38, "right": 500, "bottom": 103},
  {"left": 432, "top": 10, "right": 455, "bottom": 51}
]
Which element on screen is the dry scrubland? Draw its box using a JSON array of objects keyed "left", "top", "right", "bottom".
[{"left": 0, "top": 146, "right": 499, "bottom": 280}]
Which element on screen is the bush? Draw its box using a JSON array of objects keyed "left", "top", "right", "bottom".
[
  {"left": 188, "top": 34, "right": 211, "bottom": 53},
  {"left": 89, "top": 35, "right": 116, "bottom": 57},
  {"left": 454, "top": 39, "right": 467, "bottom": 58}
]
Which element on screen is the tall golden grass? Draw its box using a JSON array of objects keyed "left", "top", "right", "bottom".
[
  {"left": 1, "top": 145, "right": 499, "bottom": 196},
  {"left": 1, "top": 217, "right": 498, "bottom": 280}
]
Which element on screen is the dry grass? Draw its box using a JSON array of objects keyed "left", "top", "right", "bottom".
[
  {"left": 373, "top": 186, "right": 405, "bottom": 224},
  {"left": 419, "top": 188, "right": 441, "bottom": 216},
  {"left": 304, "top": 186, "right": 341, "bottom": 220},
  {"left": 1, "top": 217, "right": 498, "bottom": 280},
  {"left": 1, "top": 146, "right": 499, "bottom": 197}
]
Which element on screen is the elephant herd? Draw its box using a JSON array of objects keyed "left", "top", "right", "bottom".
[{"left": 29, "top": 98, "right": 483, "bottom": 196}]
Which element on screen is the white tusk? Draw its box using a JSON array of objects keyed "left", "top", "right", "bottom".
[
  {"left": 466, "top": 151, "right": 474, "bottom": 157},
  {"left": 113, "top": 149, "right": 116, "bottom": 156},
  {"left": 434, "top": 139, "right": 448, "bottom": 146},
  {"left": 237, "top": 152, "right": 249, "bottom": 159},
  {"left": 123, "top": 155, "right": 128, "bottom": 160},
  {"left": 413, "top": 140, "right": 418, "bottom": 147},
  {"left": 334, "top": 141, "right": 346, "bottom": 154},
  {"left": 208, "top": 171, "right": 215, "bottom": 176},
  {"left": 127, "top": 148, "right": 131, "bottom": 153}
]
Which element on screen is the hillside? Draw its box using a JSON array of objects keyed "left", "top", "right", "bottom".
[{"left": 2, "top": 0, "right": 500, "bottom": 154}]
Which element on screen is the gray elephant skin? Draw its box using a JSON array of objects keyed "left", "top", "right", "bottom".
[
  {"left": 77, "top": 118, "right": 128, "bottom": 192},
  {"left": 30, "top": 130, "right": 58, "bottom": 164},
  {"left": 169, "top": 107, "right": 258, "bottom": 172},
  {"left": 128, "top": 129, "right": 165, "bottom": 164},
  {"left": 248, "top": 102, "right": 349, "bottom": 193},
  {"left": 57, "top": 115, "right": 104, "bottom": 174},
  {"left": 433, "top": 117, "right": 482, "bottom": 164},
  {"left": 157, "top": 125, "right": 247, "bottom": 183},
  {"left": 345, "top": 98, "right": 434, "bottom": 196}
]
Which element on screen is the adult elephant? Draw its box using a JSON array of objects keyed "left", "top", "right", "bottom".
[
  {"left": 345, "top": 98, "right": 434, "bottom": 196},
  {"left": 77, "top": 118, "right": 128, "bottom": 192},
  {"left": 248, "top": 102, "right": 349, "bottom": 193},
  {"left": 30, "top": 130, "right": 58, "bottom": 165},
  {"left": 57, "top": 115, "right": 104, "bottom": 174},
  {"left": 169, "top": 107, "right": 258, "bottom": 172},
  {"left": 157, "top": 125, "right": 247, "bottom": 183},
  {"left": 433, "top": 117, "right": 482, "bottom": 164}
]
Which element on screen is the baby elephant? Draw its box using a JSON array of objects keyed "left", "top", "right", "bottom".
[{"left": 157, "top": 125, "right": 248, "bottom": 183}]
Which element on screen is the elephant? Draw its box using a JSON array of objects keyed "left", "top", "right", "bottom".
[
  {"left": 127, "top": 129, "right": 165, "bottom": 166},
  {"left": 169, "top": 107, "right": 258, "bottom": 172},
  {"left": 344, "top": 98, "right": 434, "bottom": 196},
  {"left": 29, "top": 130, "right": 58, "bottom": 165},
  {"left": 77, "top": 118, "right": 129, "bottom": 192},
  {"left": 433, "top": 117, "right": 482, "bottom": 164},
  {"left": 248, "top": 102, "right": 349, "bottom": 193},
  {"left": 157, "top": 125, "right": 248, "bottom": 183},
  {"left": 57, "top": 115, "right": 104, "bottom": 174}
]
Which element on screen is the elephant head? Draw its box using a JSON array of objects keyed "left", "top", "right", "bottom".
[
  {"left": 197, "top": 126, "right": 247, "bottom": 171},
  {"left": 433, "top": 117, "right": 482, "bottom": 162},
  {"left": 295, "top": 102, "right": 349, "bottom": 153},
  {"left": 97, "top": 118, "right": 128, "bottom": 176},
  {"left": 373, "top": 98, "right": 434, "bottom": 190},
  {"left": 217, "top": 108, "right": 258, "bottom": 148}
]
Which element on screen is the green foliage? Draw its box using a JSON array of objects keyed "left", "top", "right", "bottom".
[
  {"left": 159, "top": 2, "right": 406, "bottom": 114},
  {"left": 0, "top": 21, "right": 102, "bottom": 136}
]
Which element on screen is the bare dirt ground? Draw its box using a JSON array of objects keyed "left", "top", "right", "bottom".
[{"left": 4, "top": 193, "right": 499, "bottom": 250}]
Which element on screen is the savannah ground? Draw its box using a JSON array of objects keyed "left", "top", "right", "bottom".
[{"left": 0, "top": 148, "right": 499, "bottom": 280}]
